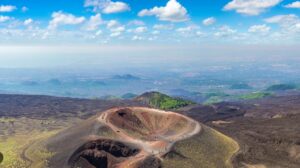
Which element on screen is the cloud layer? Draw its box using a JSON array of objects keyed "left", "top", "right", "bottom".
[{"left": 0, "top": 0, "right": 299, "bottom": 45}]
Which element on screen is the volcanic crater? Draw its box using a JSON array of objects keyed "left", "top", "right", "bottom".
[{"left": 69, "top": 107, "right": 201, "bottom": 168}]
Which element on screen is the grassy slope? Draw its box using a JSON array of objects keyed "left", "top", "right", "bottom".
[
  {"left": 202, "top": 92, "right": 230, "bottom": 105},
  {"left": 0, "top": 131, "right": 56, "bottom": 168},
  {"left": 0, "top": 117, "right": 73, "bottom": 168},
  {"left": 163, "top": 125, "right": 239, "bottom": 168},
  {"left": 204, "top": 91, "right": 273, "bottom": 104},
  {"left": 145, "top": 92, "right": 195, "bottom": 110},
  {"left": 238, "top": 92, "right": 272, "bottom": 100}
]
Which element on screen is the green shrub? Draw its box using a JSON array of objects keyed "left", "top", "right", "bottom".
[{"left": 148, "top": 92, "right": 195, "bottom": 110}]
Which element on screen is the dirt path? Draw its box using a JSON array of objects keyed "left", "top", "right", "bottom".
[{"left": 20, "top": 140, "right": 34, "bottom": 168}]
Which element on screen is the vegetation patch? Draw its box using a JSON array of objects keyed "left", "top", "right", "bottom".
[
  {"left": 204, "top": 96, "right": 224, "bottom": 105},
  {"left": 203, "top": 92, "right": 230, "bottom": 105},
  {"left": 0, "top": 117, "right": 73, "bottom": 168},
  {"left": 0, "top": 131, "right": 56, "bottom": 168},
  {"left": 238, "top": 92, "right": 272, "bottom": 100},
  {"left": 162, "top": 125, "right": 239, "bottom": 168},
  {"left": 136, "top": 92, "right": 195, "bottom": 110},
  {"left": 0, "top": 136, "right": 27, "bottom": 168}
]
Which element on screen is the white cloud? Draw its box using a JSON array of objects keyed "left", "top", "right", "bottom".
[
  {"left": 223, "top": 0, "right": 282, "bottom": 15},
  {"left": 107, "top": 20, "right": 119, "bottom": 28},
  {"left": 202, "top": 17, "right": 216, "bottom": 26},
  {"left": 196, "top": 31, "right": 205, "bottom": 36},
  {"left": 95, "top": 30, "right": 102, "bottom": 35},
  {"left": 110, "top": 26, "right": 125, "bottom": 32},
  {"left": 153, "top": 24, "right": 173, "bottom": 30},
  {"left": 248, "top": 24, "right": 271, "bottom": 33},
  {"left": 110, "top": 31, "right": 121, "bottom": 37},
  {"left": 152, "top": 30, "right": 160, "bottom": 35},
  {"left": 128, "top": 20, "right": 145, "bottom": 26},
  {"left": 138, "top": 0, "right": 188, "bottom": 22},
  {"left": 148, "top": 36, "right": 158, "bottom": 41},
  {"left": 84, "top": 0, "right": 130, "bottom": 14},
  {"left": 176, "top": 26, "right": 194, "bottom": 33},
  {"left": 106, "top": 20, "right": 125, "bottom": 37},
  {"left": 107, "top": 20, "right": 124, "bottom": 31},
  {"left": 214, "top": 26, "right": 236, "bottom": 37},
  {"left": 48, "top": 11, "right": 85, "bottom": 30},
  {"left": 102, "top": 1, "right": 130, "bottom": 14},
  {"left": 24, "top": 18, "right": 33, "bottom": 26},
  {"left": 134, "top": 26, "right": 147, "bottom": 33},
  {"left": 85, "top": 13, "right": 103, "bottom": 31},
  {"left": 284, "top": 1, "right": 300, "bottom": 8},
  {"left": 132, "top": 35, "right": 143, "bottom": 41},
  {"left": 265, "top": 14, "right": 298, "bottom": 24},
  {"left": 0, "top": 15, "right": 10, "bottom": 22},
  {"left": 265, "top": 14, "right": 300, "bottom": 33},
  {"left": 176, "top": 26, "right": 199, "bottom": 37},
  {"left": 0, "top": 5, "right": 16, "bottom": 12}
]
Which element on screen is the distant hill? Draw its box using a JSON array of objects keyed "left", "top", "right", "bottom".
[
  {"left": 112, "top": 74, "right": 140, "bottom": 80},
  {"left": 21, "top": 81, "right": 39, "bottom": 86},
  {"left": 89, "top": 80, "right": 106, "bottom": 86},
  {"left": 169, "top": 89, "right": 206, "bottom": 103},
  {"left": 47, "top": 79, "right": 62, "bottom": 85},
  {"left": 230, "top": 83, "right": 252, "bottom": 90},
  {"left": 266, "top": 84, "right": 297, "bottom": 91},
  {"left": 135, "top": 91, "right": 195, "bottom": 110},
  {"left": 121, "top": 93, "right": 138, "bottom": 99},
  {"left": 101, "top": 95, "right": 120, "bottom": 100}
]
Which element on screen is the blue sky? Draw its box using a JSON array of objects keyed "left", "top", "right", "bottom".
[{"left": 0, "top": 0, "right": 300, "bottom": 45}]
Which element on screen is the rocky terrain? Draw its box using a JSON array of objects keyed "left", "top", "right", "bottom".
[
  {"left": 0, "top": 93, "right": 299, "bottom": 168},
  {"left": 179, "top": 95, "right": 300, "bottom": 168},
  {"left": 0, "top": 94, "right": 144, "bottom": 119}
]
